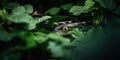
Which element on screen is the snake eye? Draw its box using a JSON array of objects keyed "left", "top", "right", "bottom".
[{"left": 62, "top": 26, "right": 69, "bottom": 31}]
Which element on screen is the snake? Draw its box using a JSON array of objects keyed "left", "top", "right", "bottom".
[{"left": 53, "top": 21, "right": 87, "bottom": 35}]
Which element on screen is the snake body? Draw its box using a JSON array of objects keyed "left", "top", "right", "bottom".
[{"left": 54, "top": 21, "right": 86, "bottom": 35}]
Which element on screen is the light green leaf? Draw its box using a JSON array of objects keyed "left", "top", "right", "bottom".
[
  {"left": 35, "top": 16, "right": 52, "bottom": 24},
  {"left": 24, "top": 4, "right": 33, "bottom": 14},
  {"left": 47, "top": 33, "right": 72, "bottom": 57},
  {"left": 34, "top": 36, "right": 48, "bottom": 43},
  {"left": 7, "top": 14, "right": 33, "bottom": 23},
  {"left": 48, "top": 33, "right": 71, "bottom": 45},
  {"left": 12, "top": 4, "right": 33, "bottom": 15},
  {"left": 12, "top": 6, "right": 26, "bottom": 15},
  {"left": 7, "top": 14, "right": 51, "bottom": 30},
  {"left": 7, "top": 5, "right": 51, "bottom": 30},
  {"left": 7, "top": 13, "right": 36, "bottom": 30},
  {"left": 71, "top": 28, "right": 85, "bottom": 39},
  {"left": 69, "top": 0, "right": 96, "bottom": 16},
  {"left": 84, "top": 0, "right": 95, "bottom": 13},
  {"left": 69, "top": 6, "right": 84, "bottom": 16},
  {"left": 45, "top": 7, "right": 61, "bottom": 15},
  {"left": 84, "top": 0, "right": 95, "bottom": 9},
  {"left": 34, "top": 32, "right": 48, "bottom": 43},
  {"left": 48, "top": 41, "right": 64, "bottom": 57}
]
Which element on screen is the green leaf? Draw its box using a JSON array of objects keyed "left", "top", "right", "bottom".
[
  {"left": 69, "top": 0, "right": 96, "bottom": 16},
  {"left": 34, "top": 36, "right": 48, "bottom": 43},
  {"left": 0, "top": 9, "right": 7, "bottom": 18},
  {"left": 12, "top": 4, "right": 33, "bottom": 15},
  {"left": 34, "top": 32, "right": 48, "bottom": 43},
  {"left": 7, "top": 5, "right": 51, "bottom": 30},
  {"left": 7, "top": 13, "right": 36, "bottom": 30},
  {"left": 12, "top": 6, "right": 26, "bottom": 15},
  {"left": 84, "top": 0, "right": 95, "bottom": 9},
  {"left": 7, "top": 14, "right": 33, "bottom": 23},
  {"left": 95, "top": 0, "right": 116, "bottom": 10},
  {"left": 84, "top": 0, "right": 95, "bottom": 12},
  {"left": 48, "top": 33, "right": 71, "bottom": 45},
  {"left": 71, "top": 28, "right": 85, "bottom": 40},
  {"left": 45, "top": 7, "right": 61, "bottom": 15},
  {"left": 47, "top": 33, "right": 72, "bottom": 57},
  {"left": 60, "top": 3, "right": 73, "bottom": 10},
  {"left": 16, "top": 32, "right": 36, "bottom": 50},
  {"left": 35, "top": 16, "right": 52, "bottom": 24},
  {"left": 0, "top": 28, "right": 15, "bottom": 41},
  {"left": 86, "top": 26, "right": 105, "bottom": 39},
  {"left": 48, "top": 41, "right": 66, "bottom": 57},
  {"left": 33, "top": 32, "right": 72, "bottom": 57},
  {"left": 69, "top": 6, "right": 84, "bottom": 16},
  {"left": 70, "top": 26, "right": 106, "bottom": 60},
  {"left": 24, "top": 4, "right": 33, "bottom": 14},
  {"left": 7, "top": 14, "right": 51, "bottom": 30},
  {"left": 92, "top": 15, "right": 104, "bottom": 24}
]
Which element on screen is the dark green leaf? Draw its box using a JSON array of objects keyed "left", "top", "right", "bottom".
[
  {"left": 16, "top": 32, "right": 36, "bottom": 50},
  {"left": 0, "top": 28, "right": 15, "bottom": 41},
  {"left": 4, "top": 3, "right": 20, "bottom": 9},
  {"left": 50, "top": 15, "right": 69, "bottom": 21},
  {"left": 45, "top": 7, "right": 61, "bottom": 15},
  {"left": 114, "top": 6, "right": 120, "bottom": 15},
  {"left": 95, "top": 0, "right": 116, "bottom": 10},
  {"left": 70, "top": 26, "right": 106, "bottom": 60},
  {"left": 60, "top": 3, "right": 73, "bottom": 10},
  {"left": 0, "top": 48, "right": 21, "bottom": 60},
  {"left": 92, "top": 15, "right": 104, "bottom": 24}
]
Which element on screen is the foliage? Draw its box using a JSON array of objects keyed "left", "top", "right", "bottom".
[
  {"left": 95, "top": 0, "right": 116, "bottom": 10},
  {"left": 45, "top": 7, "right": 61, "bottom": 15},
  {"left": 0, "top": 0, "right": 120, "bottom": 60},
  {"left": 5, "top": 5, "right": 51, "bottom": 30},
  {"left": 60, "top": 3, "right": 74, "bottom": 10},
  {"left": 69, "top": 0, "right": 97, "bottom": 16}
]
